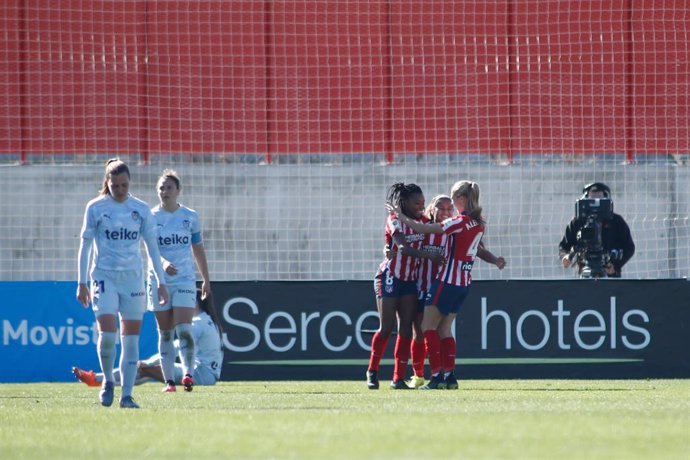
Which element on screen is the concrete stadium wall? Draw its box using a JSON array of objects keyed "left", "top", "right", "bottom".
[{"left": 0, "top": 162, "right": 688, "bottom": 281}]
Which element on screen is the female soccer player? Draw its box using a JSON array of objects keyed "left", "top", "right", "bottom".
[
  {"left": 407, "top": 195, "right": 505, "bottom": 388},
  {"left": 367, "top": 183, "right": 443, "bottom": 390},
  {"left": 407, "top": 194, "right": 453, "bottom": 388},
  {"left": 148, "top": 169, "right": 212, "bottom": 393},
  {"left": 387, "top": 180, "right": 488, "bottom": 390},
  {"left": 76, "top": 158, "right": 169, "bottom": 409},
  {"left": 73, "top": 289, "right": 223, "bottom": 387}
]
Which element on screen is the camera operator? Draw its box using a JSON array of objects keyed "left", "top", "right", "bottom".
[{"left": 559, "top": 182, "right": 635, "bottom": 278}]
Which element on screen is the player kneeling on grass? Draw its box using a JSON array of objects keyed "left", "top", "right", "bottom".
[{"left": 74, "top": 290, "right": 224, "bottom": 389}]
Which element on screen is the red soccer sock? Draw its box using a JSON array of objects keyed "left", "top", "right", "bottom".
[
  {"left": 411, "top": 339, "right": 426, "bottom": 377},
  {"left": 424, "top": 330, "right": 442, "bottom": 376},
  {"left": 440, "top": 337, "right": 456, "bottom": 374},
  {"left": 368, "top": 331, "right": 389, "bottom": 372},
  {"left": 393, "top": 335, "right": 412, "bottom": 382}
]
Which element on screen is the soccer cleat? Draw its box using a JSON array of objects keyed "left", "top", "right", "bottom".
[
  {"left": 99, "top": 381, "right": 115, "bottom": 407},
  {"left": 405, "top": 375, "right": 425, "bottom": 389},
  {"left": 390, "top": 379, "right": 412, "bottom": 390},
  {"left": 72, "top": 366, "right": 100, "bottom": 387},
  {"left": 181, "top": 374, "right": 194, "bottom": 392},
  {"left": 119, "top": 395, "right": 140, "bottom": 409},
  {"left": 420, "top": 373, "right": 445, "bottom": 390},
  {"left": 162, "top": 380, "right": 176, "bottom": 393},
  {"left": 444, "top": 372, "right": 459, "bottom": 390},
  {"left": 366, "top": 370, "right": 379, "bottom": 390}
]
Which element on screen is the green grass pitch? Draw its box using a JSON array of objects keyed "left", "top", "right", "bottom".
[{"left": 1, "top": 380, "right": 688, "bottom": 459}]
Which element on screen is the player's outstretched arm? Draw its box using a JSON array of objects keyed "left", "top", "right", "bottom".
[
  {"left": 477, "top": 242, "right": 506, "bottom": 269},
  {"left": 391, "top": 232, "right": 445, "bottom": 265},
  {"left": 385, "top": 203, "right": 443, "bottom": 234}
]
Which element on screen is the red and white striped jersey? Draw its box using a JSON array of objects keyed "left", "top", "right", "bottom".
[
  {"left": 437, "top": 214, "right": 484, "bottom": 286},
  {"left": 378, "top": 213, "right": 426, "bottom": 282},
  {"left": 416, "top": 232, "right": 448, "bottom": 292}
]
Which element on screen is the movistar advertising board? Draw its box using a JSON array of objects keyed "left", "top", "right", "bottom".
[
  {"left": 0, "top": 282, "right": 158, "bottom": 383},
  {"left": 1, "top": 280, "right": 688, "bottom": 382}
]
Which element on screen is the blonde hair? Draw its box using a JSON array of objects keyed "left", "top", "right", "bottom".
[
  {"left": 450, "top": 180, "right": 484, "bottom": 224},
  {"left": 424, "top": 194, "right": 452, "bottom": 222},
  {"left": 99, "top": 158, "right": 130, "bottom": 195}
]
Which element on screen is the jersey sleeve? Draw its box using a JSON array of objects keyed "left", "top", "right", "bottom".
[
  {"left": 441, "top": 215, "right": 466, "bottom": 235},
  {"left": 191, "top": 210, "right": 203, "bottom": 245},
  {"left": 192, "top": 315, "right": 203, "bottom": 342},
  {"left": 77, "top": 202, "right": 96, "bottom": 284},
  {"left": 77, "top": 238, "right": 93, "bottom": 284},
  {"left": 386, "top": 214, "right": 403, "bottom": 235},
  {"left": 79, "top": 202, "right": 97, "bottom": 240},
  {"left": 141, "top": 207, "right": 167, "bottom": 283}
]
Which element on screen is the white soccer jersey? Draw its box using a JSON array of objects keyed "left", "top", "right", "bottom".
[
  {"left": 150, "top": 204, "right": 202, "bottom": 285},
  {"left": 79, "top": 194, "right": 160, "bottom": 279},
  {"left": 190, "top": 311, "right": 224, "bottom": 380}
]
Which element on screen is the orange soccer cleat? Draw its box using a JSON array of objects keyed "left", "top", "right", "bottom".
[{"left": 72, "top": 366, "right": 100, "bottom": 387}]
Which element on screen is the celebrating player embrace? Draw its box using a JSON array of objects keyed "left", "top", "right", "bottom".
[
  {"left": 367, "top": 183, "right": 444, "bottom": 390},
  {"left": 387, "top": 180, "right": 491, "bottom": 390}
]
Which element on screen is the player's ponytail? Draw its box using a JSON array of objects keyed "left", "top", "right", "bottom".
[
  {"left": 99, "top": 158, "right": 130, "bottom": 195},
  {"left": 385, "top": 183, "right": 405, "bottom": 211},
  {"left": 451, "top": 180, "right": 485, "bottom": 225},
  {"left": 197, "top": 289, "right": 223, "bottom": 341}
]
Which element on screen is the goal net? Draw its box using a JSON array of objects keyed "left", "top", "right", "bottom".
[{"left": 0, "top": 1, "right": 688, "bottom": 281}]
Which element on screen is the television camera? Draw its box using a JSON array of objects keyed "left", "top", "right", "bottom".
[{"left": 573, "top": 198, "right": 614, "bottom": 278}]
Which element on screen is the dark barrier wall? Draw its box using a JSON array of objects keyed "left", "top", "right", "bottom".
[
  {"left": 1, "top": 280, "right": 688, "bottom": 382},
  {"left": 214, "top": 280, "right": 690, "bottom": 380}
]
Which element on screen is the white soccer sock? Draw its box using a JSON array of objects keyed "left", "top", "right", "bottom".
[
  {"left": 119, "top": 334, "right": 139, "bottom": 398},
  {"left": 158, "top": 329, "right": 176, "bottom": 383},
  {"left": 111, "top": 369, "right": 122, "bottom": 386},
  {"left": 97, "top": 331, "right": 117, "bottom": 383},
  {"left": 175, "top": 323, "right": 195, "bottom": 377}
]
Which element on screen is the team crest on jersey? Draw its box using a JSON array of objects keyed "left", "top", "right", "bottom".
[
  {"left": 131, "top": 211, "right": 140, "bottom": 221},
  {"left": 385, "top": 285, "right": 394, "bottom": 294},
  {"left": 182, "top": 219, "right": 191, "bottom": 230}
]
